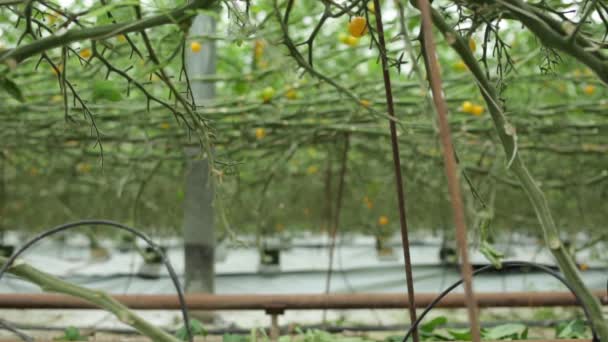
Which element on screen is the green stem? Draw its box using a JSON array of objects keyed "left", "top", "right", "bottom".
[
  {"left": 0, "top": 256, "right": 181, "bottom": 342},
  {"left": 0, "top": 0, "right": 215, "bottom": 64},
  {"left": 428, "top": 7, "right": 608, "bottom": 341},
  {"left": 492, "top": 0, "right": 608, "bottom": 84}
]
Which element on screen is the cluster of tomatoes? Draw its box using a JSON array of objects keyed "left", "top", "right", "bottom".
[
  {"left": 339, "top": 15, "right": 369, "bottom": 47},
  {"left": 460, "top": 101, "right": 484, "bottom": 116}
]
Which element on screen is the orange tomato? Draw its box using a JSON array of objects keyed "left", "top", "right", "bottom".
[
  {"left": 348, "top": 16, "right": 368, "bottom": 37},
  {"left": 378, "top": 215, "right": 389, "bottom": 226}
]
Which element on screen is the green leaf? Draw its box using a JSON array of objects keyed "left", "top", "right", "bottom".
[
  {"left": 64, "top": 327, "right": 81, "bottom": 340},
  {"left": 54, "top": 326, "right": 86, "bottom": 341},
  {"left": 427, "top": 330, "right": 456, "bottom": 341},
  {"left": 446, "top": 328, "right": 472, "bottom": 341},
  {"left": 175, "top": 319, "right": 207, "bottom": 341},
  {"left": 482, "top": 324, "right": 528, "bottom": 340},
  {"left": 420, "top": 316, "right": 448, "bottom": 333},
  {"left": 233, "top": 80, "right": 249, "bottom": 95},
  {"left": 0, "top": 76, "right": 24, "bottom": 102},
  {"left": 556, "top": 319, "right": 587, "bottom": 339},
  {"left": 223, "top": 333, "right": 248, "bottom": 342},
  {"left": 418, "top": 316, "right": 449, "bottom": 341},
  {"left": 92, "top": 80, "right": 122, "bottom": 102}
]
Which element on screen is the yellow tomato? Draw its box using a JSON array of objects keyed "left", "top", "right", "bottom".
[
  {"left": 51, "top": 65, "right": 62, "bottom": 76},
  {"left": 471, "top": 105, "right": 484, "bottom": 116},
  {"left": 364, "top": 196, "right": 374, "bottom": 209},
  {"left": 286, "top": 88, "right": 298, "bottom": 100},
  {"left": 79, "top": 48, "right": 92, "bottom": 59},
  {"left": 359, "top": 99, "right": 371, "bottom": 107},
  {"left": 46, "top": 13, "right": 58, "bottom": 25},
  {"left": 367, "top": 1, "right": 375, "bottom": 13},
  {"left": 583, "top": 84, "right": 596, "bottom": 95},
  {"left": 255, "top": 128, "right": 266, "bottom": 140},
  {"left": 453, "top": 60, "right": 467, "bottom": 71},
  {"left": 64, "top": 140, "right": 79, "bottom": 147},
  {"left": 159, "top": 122, "right": 171, "bottom": 129},
  {"left": 254, "top": 40, "right": 265, "bottom": 59},
  {"left": 77, "top": 163, "right": 92, "bottom": 174},
  {"left": 344, "top": 35, "right": 359, "bottom": 47},
  {"left": 306, "top": 165, "right": 319, "bottom": 175},
  {"left": 190, "top": 41, "right": 202, "bottom": 53},
  {"left": 257, "top": 60, "right": 269, "bottom": 69},
  {"left": 348, "top": 16, "right": 368, "bottom": 37},
  {"left": 378, "top": 215, "right": 389, "bottom": 226},
  {"left": 338, "top": 33, "right": 349, "bottom": 44},
  {"left": 117, "top": 34, "right": 127, "bottom": 43},
  {"left": 460, "top": 101, "right": 474, "bottom": 113},
  {"left": 469, "top": 38, "right": 477, "bottom": 52}
]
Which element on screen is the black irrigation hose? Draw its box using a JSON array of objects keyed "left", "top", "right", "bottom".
[
  {"left": 402, "top": 261, "right": 601, "bottom": 342},
  {"left": 0, "top": 219, "right": 193, "bottom": 342}
]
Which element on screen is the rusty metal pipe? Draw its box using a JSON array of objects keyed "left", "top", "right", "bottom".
[
  {"left": 414, "top": 0, "right": 482, "bottom": 339},
  {"left": 0, "top": 291, "right": 605, "bottom": 310}
]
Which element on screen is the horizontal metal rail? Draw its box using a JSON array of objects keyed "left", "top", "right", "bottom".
[{"left": 0, "top": 291, "right": 605, "bottom": 311}]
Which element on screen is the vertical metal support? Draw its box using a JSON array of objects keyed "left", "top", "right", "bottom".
[
  {"left": 323, "top": 134, "right": 349, "bottom": 324},
  {"left": 371, "top": 1, "right": 419, "bottom": 341},
  {"left": 414, "top": 0, "right": 481, "bottom": 341},
  {"left": 266, "top": 308, "right": 284, "bottom": 341},
  {"left": 270, "top": 313, "right": 279, "bottom": 341},
  {"left": 183, "top": 14, "right": 216, "bottom": 294}
]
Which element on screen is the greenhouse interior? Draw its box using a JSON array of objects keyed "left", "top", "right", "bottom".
[{"left": 0, "top": 0, "right": 607, "bottom": 341}]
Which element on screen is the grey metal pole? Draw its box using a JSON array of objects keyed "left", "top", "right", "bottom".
[{"left": 183, "top": 14, "right": 216, "bottom": 294}]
